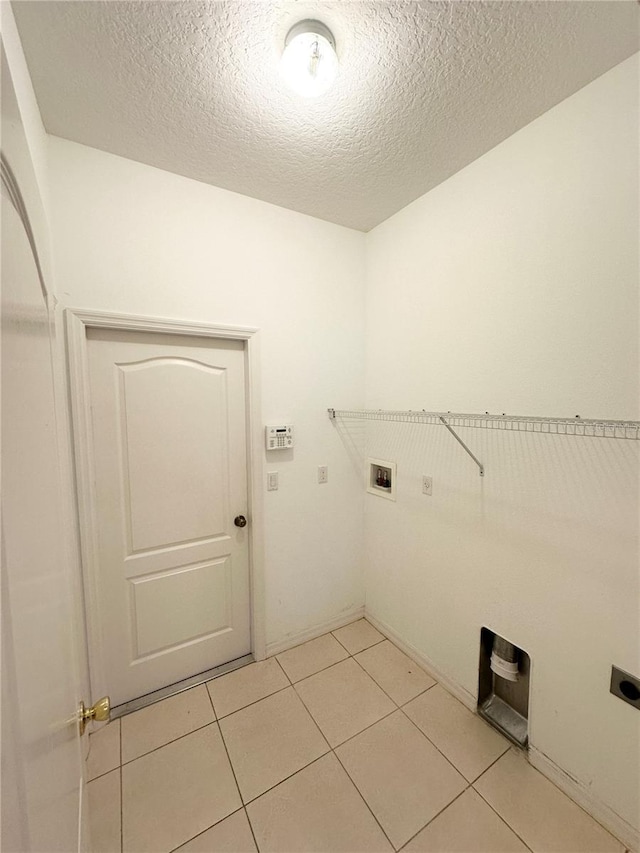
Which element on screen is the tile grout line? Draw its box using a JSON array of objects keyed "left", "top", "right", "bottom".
[
  {"left": 349, "top": 644, "right": 436, "bottom": 710},
  {"left": 277, "top": 652, "right": 350, "bottom": 686},
  {"left": 245, "top": 734, "right": 479, "bottom": 851},
  {"left": 330, "top": 631, "right": 355, "bottom": 654},
  {"left": 272, "top": 654, "right": 294, "bottom": 686},
  {"left": 217, "top": 679, "right": 336, "bottom": 812},
  {"left": 322, "top": 651, "right": 472, "bottom": 852},
  {"left": 117, "top": 680, "right": 597, "bottom": 853},
  {"left": 223, "top": 683, "right": 336, "bottom": 807},
  {"left": 85, "top": 765, "right": 121, "bottom": 783},
  {"left": 351, "top": 645, "right": 532, "bottom": 852},
  {"left": 282, "top": 639, "right": 444, "bottom": 850},
  {"left": 323, "top": 652, "right": 522, "bottom": 853},
  {"left": 127, "top": 649, "right": 392, "bottom": 847},
  {"left": 207, "top": 684, "right": 293, "bottom": 723},
  {"left": 472, "top": 770, "right": 534, "bottom": 853},
  {"left": 115, "top": 652, "right": 395, "bottom": 843},
  {"left": 396, "top": 699, "right": 536, "bottom": 846},
  {"left": 205, "top": 680, "right": 262, "bottom": 853},
  {"left": 274, "top": 625, "right": 386, "bottom": 685},
  {"left": 218, "top": 627, "right": 468, "bottom": 841},
  {"left": 346, "top": 650, "right": 470, "bottom": 778},
  {"left": 243, "top": 806, "right": 261, "bottom": 852},
  {"left": 167, "top": 807, "right": 246, "bottom": 853},
  {"left": 472, "top": 749, "right": 624, "bottom": 852},
  {"left": 204, "top": 684, "right": 242, "bottom": 801},
  {"left": 124, "top": 688, "right": 249, "bottom": 853},
  {"left": 291, "top": 640, "right": 399, "bottom": 744},
  {"left": 504, "top": 752, "right": 630, "bottom": 847},
  {"left": 291, "top": 670, "right": 398, "bottom": 753},
  {"left": 119, "top": 765, "right": 123, "bottom": 853},
  {"left": 330, "top": 745, "right": 398, "bottom": 850},
  {"left": 470, "top": 748, "right": 536, "bottom": 852},
  {"left": 85, "top": 720, "right": 123, "bottom": 783},
  {"left": 396, "top": 785, "right": 471, "bottom": 851},
  {"left": 116, "top": 671, "right": 343, "bottom": 770},
  {"left": 214, "top": 683, "right": 291, "bottom": 720},
  {"left": 118, "top": 716, "right": 218, "bottom": 767},
  {"left": 396, "top": 703, "right": 473, "bottom": 783},
  {"left": 93, "top": 628, "right": 389, "bottom": 850},
  {"left": 330, "top": 627, "right": 387, "bottom": 656},
  {"left": 211, "top": 636, "right": 405, "bottom": 835},
  {"left": 471, "top": 744, "right": 513, "bottom": 783},
  {"left": 223, "top": 628, "right": 402, "bottom": 812},
  {"left": 285, "top": 690, "right": 333, "bottom": 755},
  {"left": 242, "top": 750, "right": 330, "bottom": 806},
  {"left": 360, "top": 629, "right": 626, "bottom": 849},
  {"left": 157, "top": 629, "right": 389, "bottom": 849},
  {"left": 205, "top": 680, "right": 220, "bottom": 720}
]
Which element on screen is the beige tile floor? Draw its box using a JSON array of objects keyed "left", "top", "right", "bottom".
[{"left": 87, "top": 619, "right": 626, "bottom": 853}]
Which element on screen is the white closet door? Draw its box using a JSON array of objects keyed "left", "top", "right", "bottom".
[
  {"left": 86, "top": 329, "right": 250, "bottom": 705},
  {"left": 2, "top": 189, "right": 85, "bottom": 853}
]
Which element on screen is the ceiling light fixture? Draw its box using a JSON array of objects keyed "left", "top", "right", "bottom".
[{"left": 280, "top": 20, "right": 338, "bottom": 98}]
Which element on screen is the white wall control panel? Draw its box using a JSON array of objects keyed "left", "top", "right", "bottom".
[{"left": 265, "top": 424, "right": 294, "bottom": 450}]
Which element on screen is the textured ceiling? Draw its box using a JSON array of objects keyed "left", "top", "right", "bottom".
[{"left": 12, "top": 1, "right": 640, "bottom": 231}]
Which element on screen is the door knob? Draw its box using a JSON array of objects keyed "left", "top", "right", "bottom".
[
  {"left": 78, "top": 696, "right": 110, "bottom": 736},
  {"left": 234, "top": 515, "right": 247, "bottom": 528}
]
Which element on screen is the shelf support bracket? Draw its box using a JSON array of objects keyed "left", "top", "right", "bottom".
[{"left": 439, "top": 416, "right": 485, "bottom": 477}]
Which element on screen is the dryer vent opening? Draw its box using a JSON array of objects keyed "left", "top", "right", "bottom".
[{"left": 478, "top": 628, "right": 530, "bottom": 748}]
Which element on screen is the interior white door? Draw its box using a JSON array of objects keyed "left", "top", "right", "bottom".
[
  {"left": 1, "top": 188, "right": 84, "bottom": 849},
  {"left": 86, "top": 329, "right": 251, "bottom": 706}
]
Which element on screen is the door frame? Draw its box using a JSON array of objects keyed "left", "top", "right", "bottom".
[{"left": 65, "top": 308, "right": 266, "bottom": 703}]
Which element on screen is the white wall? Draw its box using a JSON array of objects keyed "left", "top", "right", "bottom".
[
  {"left": 47, "top": 137, "right": 367, "bottom": 651},
  {"left": 1, "top": 3, "right": 50, "bottom": 276},
  {"left": 364, "top": 54, "right": 639, "bottom": 839}
]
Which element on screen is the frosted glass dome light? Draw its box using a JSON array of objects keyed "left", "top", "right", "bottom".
[{"left": 280, "top": 20, "right": 338, "bottom": 98}]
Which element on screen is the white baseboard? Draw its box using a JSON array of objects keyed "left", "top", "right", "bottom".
[
  {"left": 364, "top": 609, "right": 477, "bottom": 710},
  {"left": 266, "top": 606, "right": 365, "bottom": 657},
  {"left": 366, "top": 608, "right": 637, "bottom": 852},
  {"left": 529, "top": 746, "right": 638, "bottom": 852}
]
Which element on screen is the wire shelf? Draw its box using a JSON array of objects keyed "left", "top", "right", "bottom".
[{"left": 328, "top": 409, "right": 640, "bottom": 440}]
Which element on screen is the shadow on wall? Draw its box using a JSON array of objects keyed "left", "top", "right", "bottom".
[{"left": 331, "top": 414, "right": 367, "bottom": 477}]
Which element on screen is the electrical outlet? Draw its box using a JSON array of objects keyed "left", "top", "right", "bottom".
[
  {"left": 610, "top": 666, "right": 640, "bottom": 710},
  {"left": 267, "top": 472, "right": 278, "bottom": 491},
  {"left": 422, "top": 475, "right": 433, "bottom": 496},
  {"left": 318, "top": 465, "right": 328, "bottom": 484}
]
